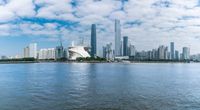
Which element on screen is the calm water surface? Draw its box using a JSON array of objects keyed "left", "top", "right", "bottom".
[{"left": 0, "top": 63, "right": 200, "bottom": 110}]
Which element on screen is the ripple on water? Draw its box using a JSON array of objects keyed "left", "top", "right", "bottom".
[{"left": 0, "top": 63, "right": 200, "bottom": 110}]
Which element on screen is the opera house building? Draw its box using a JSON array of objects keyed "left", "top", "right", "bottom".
[{"left": 68, "top": 46, "right": 91, "bottom": 60}]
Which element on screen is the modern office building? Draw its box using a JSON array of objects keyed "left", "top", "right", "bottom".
[
  {"left": 164, "top": 47, "right": 168, "bottom": 60},
  {"left": 168, "top": 52, "right": 171, "bottom": 60},
  {"left": 170, "top": 42, "right": 175, "bottom": 60},
  {"left": 152, "top": 49, "right": 158, "bottom": 60},
  {"left": 55, "top": 46, "right": 64, "bottom": 59},
  {"left": 1, "top": 56, "right": 8, "bottom": 60},
  {"left": 91, "top": 24, "right": 96, "bottom": 57},
  {"left": 106, "top": 43, "right": 114, "bottom": 60},
  {"left": 115, "top": 19, "right": 121, "bottom": 57},
  {"left": 102, "top": 43, "right": 114, "bottom": 60},
  {"left": 128, "top": 44, "right": 136, "bottom": 57},
  {"left": 191, "top": 54, "right": 200, "bottom": 61},
  {"left": 175, "top": 50, "right": 179, "bottom": 60},
  {"left": 182, "top": 47, "right": 190, "bottom": 60},
  {"left": 120, "top": 40, "right": 123, "bottom": 56},
  {"left": 147, "top": 51, "right": 152, "bottom": 60},
  {"left": 180, "top": 53, "right": 183, "bottom": 60},
  {"left": 102, "top": 46, "right": 107, "bottom": 58},
  {"left": 38, "top": 48, "right": 55, "bottom": 60},
  {"left": 63, "top": 48, "right": 68, "bottom": 59},
  {"left": 158, "top": 45, "right": 166, "bottom": 60},
  {"left": 55, "top": 35, "right": 65, "bottom": 60},
  {"left": 123, "top": 36, "right": 128, "bottom": 56}
]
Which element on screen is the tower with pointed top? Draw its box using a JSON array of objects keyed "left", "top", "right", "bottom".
[{"left": 55, "top": 35, "right": 64, "bottom": 59}]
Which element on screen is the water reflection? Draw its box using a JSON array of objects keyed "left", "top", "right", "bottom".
[{"left": 0, "top": 63, "right": 200, "bottom": 109}]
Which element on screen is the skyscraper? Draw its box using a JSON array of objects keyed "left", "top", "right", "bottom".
[
  {"left": 102, "top": 43, "right": 113, "bottom": 60},
  {"left": 182, "top": 47, "right": 190, "bottom": 60},
  {"left": 55, "top": 35, "right": 64, "bottom": 60},
  {"left": 123, "top": 36, "right": 128, "bottom": 56},
  {"left": 170, "top": 42, "right": 175, "bottom": 60},
  {"left": 102, "top": 46, "right": 106, "bottom": 58},
  {"left": 120, "top": 40, "right": 123, "bottom": 56},
  {"left": 115, "top": 19, "right": 121, "bottom": 57},
  {"left": 129, "top": 44, "right": 136, "bottom": 57},
  {"left": 23, "top": 46, "right": 29, "bottom": 58},
  {"left": 158, "top": 45, "right": 166, "bottom": 60},
  {"left": 91, "top": 24, "right": 96, "bottom": 57},
  {"left": 164, "top": 47, "right": 168, "bottom": 60},
  {"left": 106, "top": 43, "right": 114, "bottom": 60},
  {"left": 29, "top": 43, "right": 37, "bottom": 59},
  {"left": 152, "top": 49, "right": 157, "bottom": 60},
  {"left": 55, "top": 46, "right": 64, "bottom": 59},
  {"left": 175, "top": 50, "right": 179, "bottom": 60}
]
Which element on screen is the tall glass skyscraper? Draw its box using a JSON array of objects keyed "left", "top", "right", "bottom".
[
  {"left": 115, "top": 19, "right": 121, "bottom": 57},
  {"left": 55, "top": 46, "right": 64, "bottom": 59},
  {"left": 175, "top": 50, "right": 179, "bottom": 60},
  {"left": 55, "top": 35, "right": 64, "bottom": 59},
  {"left": 91, "top": 24, "right": 96, "bottom": 57},
  {"left": 123, "top": 36, "right": 128, "bottom": 56},
  {"left": 182, "top": 47, "right": 190, "bottom": 60},
  {"left": 170, "top": 42, "right": 174, "bottom": 60}
]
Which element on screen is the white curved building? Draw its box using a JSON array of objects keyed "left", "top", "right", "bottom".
[{"left": 68, "top": 46, "right": 91, "bottom": 60}]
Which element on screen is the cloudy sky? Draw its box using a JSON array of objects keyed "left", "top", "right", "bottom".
[{"left": 0, "top": 0, "right": 200, "bottom": 56}]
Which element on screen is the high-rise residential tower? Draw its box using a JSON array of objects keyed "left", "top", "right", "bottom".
[
  {"left": 170, "top": 42, "right": 175, "bottom": 60},
  {"left": 29, "top": 43, "right": 37, "bottom": 59},
  {"left": 38, "top": 48, "right": 56, "bottom": 60},
  {"left": 129, "top": 44, "right": 136, "bottom": 57},
  {"left": 115, "top": 19, "right": 121, "bottom": 57},
  {"left": 123, "top": 36, "right": 128, "bottom": 56},
  {"left": 91, "top": 24, "right": 96, "bottom": 57},
  {"left": 23, "top": 46, "right": 29, "bottom": 58}
]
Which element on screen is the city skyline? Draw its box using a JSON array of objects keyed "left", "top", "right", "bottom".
[
  {"left": 0, "top": 0, "right": 199, "bottom": 56},
  {"left": 0, "top": 20, "right": 194, "bottom": 59},
  {"left": 12, "top": 39, "right": 190, "bottom": 61},
  {"left": 0, "top": 19, "right": 192, "bottom": 61}
]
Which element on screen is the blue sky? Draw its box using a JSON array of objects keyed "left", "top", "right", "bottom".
[{"left": 0, "top": 0, "right": 200, "bottom": 56}]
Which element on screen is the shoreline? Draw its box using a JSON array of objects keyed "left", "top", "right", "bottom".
[{"left": 0, "top": 60, "right": 196, "bottom": 64}]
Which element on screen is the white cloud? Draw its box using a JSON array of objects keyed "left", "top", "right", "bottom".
[
  {"left": 0, "top": 6, "right": 14, "bottom": 22},
  {"left": 35, "top": 0, "right": 77, "bottom": 21},
  {"left": 1, "top": 0, "right": 200, "bottom": 54},
  {"left": 7, "top": 0, "right": 35, "bottom": 17},
  {"left": 75, "top": 0, "right": 121, "bottom": 17}
]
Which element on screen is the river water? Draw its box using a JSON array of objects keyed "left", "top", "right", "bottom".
[{"left": 0, "top": 63, "right": 200, "bottom": 110}]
